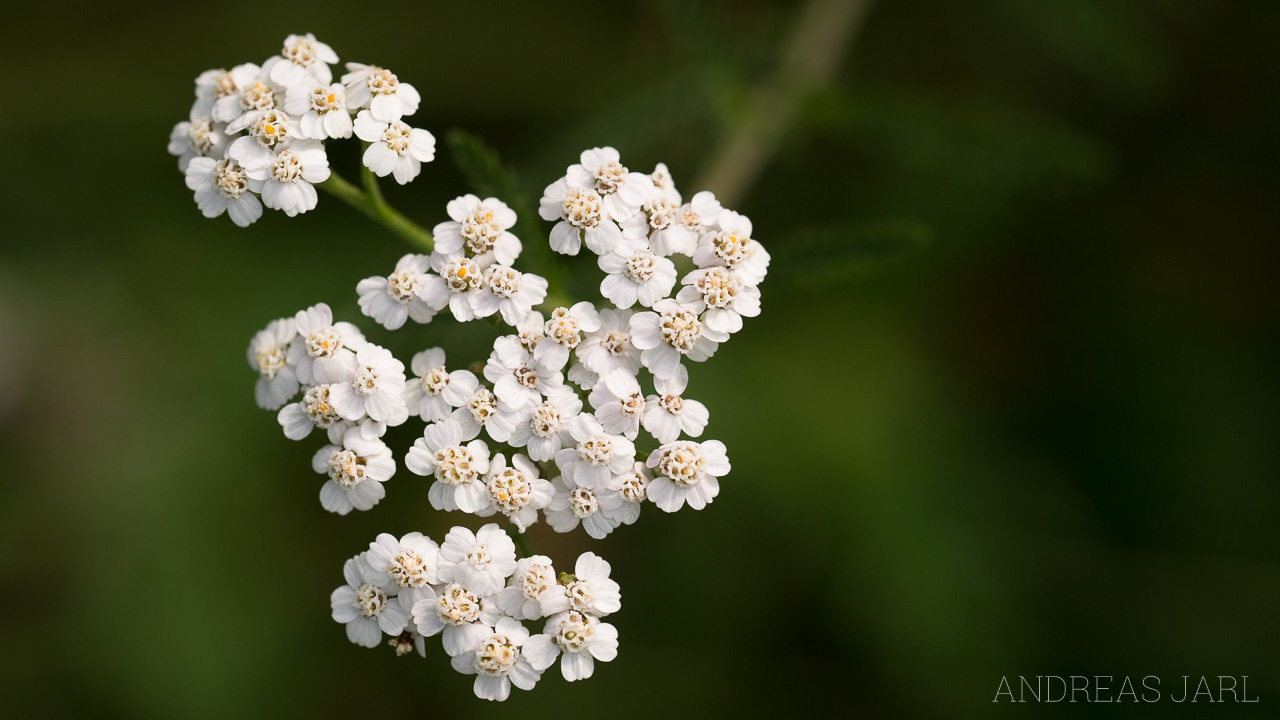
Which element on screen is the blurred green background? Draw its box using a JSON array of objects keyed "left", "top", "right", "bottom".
[{"left": 2, "top": 1, "right": 1277, "bottom": 717}]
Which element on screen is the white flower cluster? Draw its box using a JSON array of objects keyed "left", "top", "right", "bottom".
[
  {"left": 169, "top": 34, "right": 435, "bottom": 226},
  {"left": 333, "top": 527, "right": 620, "bottom": 700},
  {"left": 205, "top": 37, "right": 771, "bottom": 698},
  {"left": 247, "top": 151, "right": 764, "bottom": 530}
]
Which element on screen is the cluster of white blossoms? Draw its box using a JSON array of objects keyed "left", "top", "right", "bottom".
[
  {"left": 248, "top": 149, "right": 763, "bottom": 529},
  {"left": 170, "top": 34, "right": 434, "bottom": 226},
  {"left": 333, "top": 527, "right": 620, "bottom": 700},
  {"left": 209, "top": 36, "right": 767, "bottom": 701}
]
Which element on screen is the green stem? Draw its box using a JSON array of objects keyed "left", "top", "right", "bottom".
[
  {"left": 318, "top": 171, "right": 434, "bottom": 252},
  {"left": 507, "top": 524, "right": 537, "bottom": 558},
  {"left": 319, "top": 145, "right": 584, "bottom": 310},
  {"left": 695, "top": 0, "right": 873, "bottom": 206}
]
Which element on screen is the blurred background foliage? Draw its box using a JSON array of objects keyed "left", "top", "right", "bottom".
[{"left": 1, "top": 0, "right": 1278, "bottom": 717}]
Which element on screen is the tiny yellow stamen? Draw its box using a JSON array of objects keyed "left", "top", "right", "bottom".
[
  {"left": 456, "top": 268, "right": 467, "bottom": 278},
  {"left": 265, "top": 124, "right": 275, "bottom": 135},
  {"left": 327, "top": 93, "right": 336, "bottom": 104}
]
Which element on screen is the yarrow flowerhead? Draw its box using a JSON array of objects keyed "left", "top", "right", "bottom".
[
  {"left": 402, "top": 347, "right": 477, "bottom": 422},
  {"left": 641, "top": 366, "right": 709, "bottom": 443},
  {"left": 288, "top": 303, "right": 366, "bottom": 385},
  {"left": 357, "top": 254, "right": 438, "bottom": 330},
  {"left": 588, "top": 368, "right": 646, "bottom": 440},
  {"left": 598, "top": 238, "right": 678, "bottom": 308},
  {"left": 539, "top": 552, "right": 621, "bottom": 617},
  {"left": 693, "top": 209, "right": 771, "bottom": 285},
  {"left": 353, "top": 110, "right": 436, "bottom": 185},
  {"left": 214, "top": 66, "right": 279, "bottom": 134},
  {"left": 246, "top": 316, "right": 298, "bottom": 410},
  {"left": 646, "top": 439, "right": 731, "bottom": 512},
  {"left": 245, "top": 139, "right": 331, "bottom": 217},
  {"left": 495, "top": 555, "right": 558, "bottom": 621},
  {"left": 200, "top": 45, "right": 779, "bottom": 702},
  {"left": 437, "top": 523, "right": 518, "bottom": 597},
  {"left": 451, "top": 617, "right": 545, "bottom": 701},
  {"left": 565, "top": 146, "right": 650, "bottom": 223},
  {"left": 545, "top": 475, "right": 623, "bottom": 539},
  {"left": 197, "top": 63, "right": 259, "bottom": 119},
  {"left": 475, "top": 453, "right": 555, "bottom": 531},
  {"left": 422, "top": 251, "right": 486, "bottom": 322},
  {"left": 554, "top": 413, "right": 636, "bottom": 489},
  {"left": 185, "top": 156, "right": 262, "bottom": 227},
  {"left": 277, "top": 383, "right": 355, "bottom": 443},
  {"left": 624, "top": 179, "right": 724, "bottom": 257},
  {"left": 434, "top": 195, "right": 523, "bottom": 267},
  {"left": 606, "top": 461, "right": 652, "bottom": 526},
  {"left": 450, "top": 383, "right": 519, "bottom": 442},
  {"left": 168, "top": 107, "right": 227, "bottom": 172},
  {"left": 507, "top": 386, "right": 583, "bottom": 462},
  {"left": 629, "top": 298, "right": 728, "bottom": 380},
  {"left": 413, "top": 582, "right": 501, "bottom": 657},
  {"left": 676, "top": 265, "right": 762, "bottom": 335},
  {"left": 575, "top": 308, "right": 641, "bottom": 378},
  {"left": 313, "top": 427, "right": 396, "bottom": 515},
  {"left": 523, "top": 610, "right": 619, "bottom": 682},
  {"left": 473, "top": 266, "right": 549, "bottom": 327},
  {"left": 405, "top": 418, "right": 491, "bottom": 513},
  {"left": 331, "top": 553, "right": 410, "bottom": 648},
  {"left": 264, "top": 33, "right": 339, "bottom": 88},
  {"left": 172, "top": 37, "right": 434, "bottom": 227},
  {"left": 533, "top": 302, "right": 601, "bottom": 371},
  {"left": 328, "top": 343, "right": 408, "bottom": 423},
  {"left": 341, "top": 63, "right": 421, "bottom": 122},
  {"left": 334, "top": 532, "right": 626, "bottom": 701},
  {"left": 484, "top": 336, "right": 564, "bottom": 413},
  {"left": 539, "top": 179, "right": 622, "bottom": 256},
  {"left": 285, "top": 82, "right": 353, "bottom": 139},
  {"left": 365, "top": 531, "right": 440, "bottom": 611}
]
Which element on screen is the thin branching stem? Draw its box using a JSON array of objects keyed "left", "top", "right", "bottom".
[
  {"left": 318, "top": 171, "right": 435, "bottom": 252},
  {"left": 695, "top": 0, "right": 874, "bottom": 206},
  {"left": 321, "top": 166, "right": 581, "bottom": 319}
]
